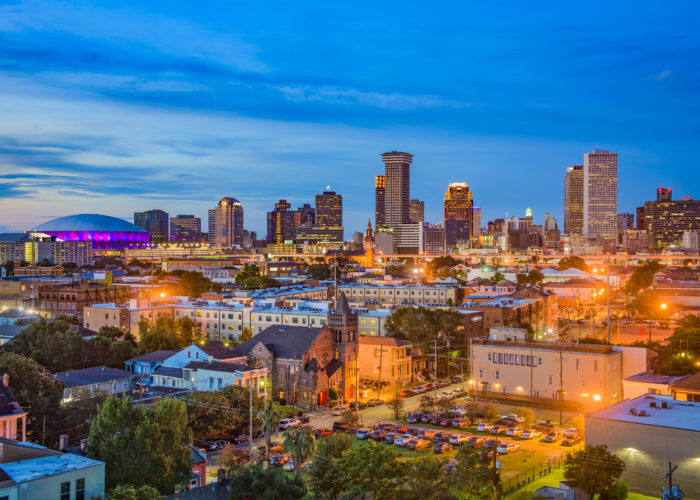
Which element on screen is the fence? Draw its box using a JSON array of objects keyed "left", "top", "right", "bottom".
[{"left": 502, "top": 446, "right": 582, "bottom": 496}]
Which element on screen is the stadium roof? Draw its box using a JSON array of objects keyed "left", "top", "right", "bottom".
[{"left": 35, "top": 214, "right": 146, "bottom": 233}]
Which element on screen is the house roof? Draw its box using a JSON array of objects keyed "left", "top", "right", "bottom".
[
  {"left": 0, "top": 324, "right": 27, "bottom": 339},
  {"left": 0, "top": 453, "right": 103, "bottom": 483},
  {"left": 588, "top": 394, "right": 700, "bottom": 432},
  {"left": 190, "top": 445, "right": 206, "bottom": 464},
  {"left": 324, "top": 358, "right": 342, "bottom": 378},
  {"left": 54, "top": 366, "right": 133, "bottom": 388},
  {"left": 0, "top": 379, "right": 25, "bottom": 418},
  {"left": 152, "top": 366, "right": 184, "bottom": 378},
  {"left": 184, "top": 361, "right": 248, "bottom": 374},
  {"left": 127, "top": 350, "right": 178, "bottom": 363},
  {"left": 234, "top": 325, "right": 324, "bottom": 360},
  {"left": 359, "top": 336, "right": 411, "bottom": 347},
  {"left": 672, "top": 372, "right": 700, "bottom": 392},
  {"left": 198, "top": 341, "right": 240, "bottom": 360},
  {"left": 624, "top": 372, "right": 688, "bottom": 385}
]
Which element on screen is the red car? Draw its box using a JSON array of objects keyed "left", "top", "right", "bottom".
[
  {"left": 439, "top": 419, "right": 452, "bottom": 427},
  {"left": 393, "top": 424, "right": 409, "bottom": 433},
  {"left": 314, "top": 428, "right": 332, "bottom": 438}
]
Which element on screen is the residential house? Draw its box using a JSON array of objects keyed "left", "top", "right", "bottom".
[
  {"left": 53, "top": 366, "right": 134, "bottom": 401},
  {"left": 0, "top": 375, "right": 26, "bottom": 441}
]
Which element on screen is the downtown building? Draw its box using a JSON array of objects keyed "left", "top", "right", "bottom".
[
  {"left": 134, "top": 209, "right": 169, "bottom": 242},
  {"left": 642, "top": 188, "right": 700, "bottom": 251},
  {"left": 444, "top": 182, "right": 473, "bottom": 249},
  {"left": 295, "top": 191, "right": 343, "bottom": 246},
  {"left": 209, "top": 197, "right": 244, "bottom": 248},
  {"left": 583, "top": 150, "right": 618, "bottom": 243},
  {"left": 169, "top": 215, "right": 201, "bottom": 242},
  {"left": 564, "top": 164, "right": 584, "bottom": 234}
]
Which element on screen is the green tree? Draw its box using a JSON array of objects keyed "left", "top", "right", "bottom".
[
  {"left": 449, "top": 443, "right": 496, "bottom": 499},
  {"left": 282, "top": 426, "right": 316, "bottom": 480},
  {"left": 229, "top": 463, "right": 307, "bottom": 500},
  {"left": 88, "top": 397, "right": 192, "bottom": 494},
  {"left": 98, "top": 325, "right": 124, "bottom": 341},
  {"left": 171, "top": 270, "right": 221, "bottom": 296},
  {"left": 307, "top": 433, "right": 353, "bottom": 499},
  {"left": 239, "top": 327, "right": 253, "bottom": 343},
  {"left": 515, "top": 407, "right": 536, "bottom": 426},
  {"left": 492, "top": 271, "right": 505, "bottom": 282},
  {"left": 184, "top": 390, "right": 245, "bottom": 439},
  {"left": 110, "top": 485, "right": 163, "bottom": 500},
  {"left": 175, "top": 316, "right": 200, "bottom": 345},
  {"left": 402, "top": 457, "right": 450, "bottom": 499},
  {"left": 340, "top": 441, "right": 406, "bottom": 499},
  {"left": 564, "top": 445, "right": 626, "bottom": 500},
  {"left": 257, "top": 399, "right": 280, "bottom": 468},
  {"left": 387, "top": 384, "right": 405, "bottom": 419},
  {"left": 527, "top": 269, "right": 544, "bottom": 286},
  {"left": 481, "top": 402, "right": 500, "bottom": 421},
  {"left": 625, "top": 260, "right": 665, "bottom": 294},
  {"left": 557, "top": 256, "right": 589, "bottom": 272},
  {"left": 306, "top": 263, "right": 331, "bottom": 280},
  {"left": 138, "top": 317, "right": 181, "bottom": 352},
  {"left": 7, "top": 317, "right": 89, "bottom": 372},
  {"left": 235, "top": 265, "right": 278, "bottom": 290}
]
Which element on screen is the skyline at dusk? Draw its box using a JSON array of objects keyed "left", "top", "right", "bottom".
[{"left": 2, "top": 1, "right": 700, "bottom": 235}]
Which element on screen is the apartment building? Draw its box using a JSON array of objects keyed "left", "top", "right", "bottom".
[
  {"left": 357, "top": 336, "right": 413, "bottom": 387},
  {"left": 471, "top": 327, "right": 622, "bottom": 407},
  {"left": 338, "top": 283, "right": 461, "bottom": 306}
]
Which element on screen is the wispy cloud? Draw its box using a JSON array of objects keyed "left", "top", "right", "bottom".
[{"left": 653, "top": 69, "right": 672, "bottom": 82}]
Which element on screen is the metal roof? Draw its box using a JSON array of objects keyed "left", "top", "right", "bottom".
[{"left": 36, "top": 214, "right": 146, "bottom": 233}]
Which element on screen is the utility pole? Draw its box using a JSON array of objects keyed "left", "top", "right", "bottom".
[{"left": 662, "top": 461, "right": 683, "bottom": 500}]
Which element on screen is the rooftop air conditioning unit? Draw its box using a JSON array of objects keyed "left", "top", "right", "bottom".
[{"left": 650, "top": 401, "right": 657, "bottom": 408}]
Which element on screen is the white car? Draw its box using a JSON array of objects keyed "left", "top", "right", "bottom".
[
  {"left": 393, "top": 435, "right": 413, "bottom": 447},
  {"left": 279, "top": 418, "right": 300, "bottom": 430},
  {"left": 497, "top": 443, "right": 520, "bottom": 454},
  {"left": 505, "top": 414, "right": 525, "bottom": 423},
  {"left": 477, "top": 423, "right": 494, "bottom": 432},
  {"left": 331, "top": 406, "right": 349, "bottom": 416},
  {"left": 520, "top": 430, "right": 542, "bottom": 439}
]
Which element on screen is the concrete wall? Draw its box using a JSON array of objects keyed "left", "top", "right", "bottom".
[{"left": 586, "top": 417, "right": 700, "bottom": 498}]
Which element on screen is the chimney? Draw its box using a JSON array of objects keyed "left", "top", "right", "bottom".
[
  {"left": 2, "top": 374, "right": 8, "bottom": 388},
  {"left": 59, "top": 434, "right": 69, "bottom": 451},
  {"left": 80, "top": 439, "right": 88, "bottom": 454},
  {"left": 217, "top": 468, "right": 226, "bottom": 484}
]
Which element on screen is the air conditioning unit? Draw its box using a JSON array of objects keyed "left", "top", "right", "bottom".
[
  {"left": 661, "top": 401, "right": 669, "bottom": 409},
  {"left": 650, "top": 401, "right": 657, "bottom": 408}
]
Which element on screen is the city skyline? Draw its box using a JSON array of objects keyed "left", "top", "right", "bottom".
[{"left": 1, "top": 2, "right": 699, "bottom": 235}]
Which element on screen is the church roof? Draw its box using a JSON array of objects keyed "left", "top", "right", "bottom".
[{"left": 334, "top": 291, "right": 352, "bottom": 316}]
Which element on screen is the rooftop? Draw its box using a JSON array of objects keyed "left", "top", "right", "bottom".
[
  {"left": 359, "top": 336, "right": 411, "bottom": 347},
  {"left": 35, "top": 213, "right": 146, "bottom": 233},
  {"left": 588, "top": 394, "right": 700, "bottom": 432},
  {"left": 235, "top": 325, "right": 324, "bottom": 359},
  {"left": 1, "top": 453, "right": 103, "bottom": 483},
  {"left": 127, "top": 350, "right": 178, "bottom": 364},
  {"left": 54, "top": 366, "right": 133, "bottom": 388},
  {"left": 624, "top": 372, "right": 688, "bottom": 385},
  {"left": 185, "top": 360, "right": 251, "bottom": 373}
]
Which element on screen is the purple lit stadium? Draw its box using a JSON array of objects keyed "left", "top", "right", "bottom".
[{"left": 33, "top": 214, "right": 150, "bottom": 250}]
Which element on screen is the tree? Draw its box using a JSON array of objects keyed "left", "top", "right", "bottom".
[
  {"left": 110, "top": 485, "right": 163, "bottom": 500},
  {"left": 340, "top": 441, "right": 406, "bottom": 499},
  {"left": 402, "top": 457, "right": 450, "bottom": 500},
  {"left": 492, "top": 271, "right": 505, "bottom": 282},
  {"left": 307, "top": 433, "right": 353, "bottom": 499},
  {"left": 7, "top": 317, "right": 89, "bottom": 372},
  {"left": 481, "top": 402, "right": 500, "bottom": 421},
  {"left": 564, "top": 445, "right": 626, "bottom": 500},
  {"left": 449, "top": 444, "right": 497, "bottom": 499},
  {"left": 88, "top": 397, "right": 192, "bottom": 494},
  {"left": 235, "top": 265, "right": 278, "bottom": 290},
  {"left": 170, "top": 270, "right": 221, "bottom": 296},
  {"left": 257, "top": 399, "right": 280, "bottom": 468},
  {"left": 625, "top": 260, "right": 665, "bottom": 294},
  {"left": 387, "top": 384, "right": 405, "bottom": 419},
  {"left": 175, "top": 316, "right": 200, "bottom": 345},
  {"left": 527, "top": 269, "right": 544, "bottom": 286},
  {"left": 557, "top": 256, "right": 588, "bottom": 272},
  {"left": 184, "top": 390, "right": 245, "bottom": 439},
  {"left": 240, "top": 327, "right": 253, "bottom": 343},
  {"left": 283, "top": 426, "right": 315, "bottom": 480},
  {"left": 0, "top": 352, "right": 63, "bottom": 445},
  {"left": 138, "top": 317, "right": 181, "bottom": 352},
  {"left": 229, "top": 463, "right": 307, "bottom": 500},
  {"left": 306, "top": 263, "right": 331, "bottom": 280},
  {"left": 515, "top": 407, "right": 536, "bottom": 427}
]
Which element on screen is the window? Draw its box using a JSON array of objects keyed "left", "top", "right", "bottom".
[
  {"left": 487, "top": 353, "right": 491, "bottom": 361},
  {"left": 538, "top": 358, "right": 542, "bottom": 365},
  {"left": 495, "top": 370, "right": 500, "bottom": 380},
  {"left": 76, "top": 478, "right": 85, "bottom": 500},
  {"left": 594, "top": 360, "right": 599, "bottom": 372},
  {"left": 218, "top": 378, "right": 223, "bottom": 389},
  {"left": 61, "top": 481, "right": 70, "bottom": 500},
  {"left": 479, "top": 369, "right": 484, "bottom": 377},
  {"left": 576, "top": 359, "right": 581, "bottom": 371},
  {"left": 498, "top": 353, "right": 503, "bottom": 363},
  {"left": 509, "top": 354, "right": 514, "bottom": 364},
  {"left": 492, "top": 353, "right": 497, "bottom": 364},
  {"left": 209, "top": 377, "right": 214, "bottom": 390},
  {"left": 548, "top": 376, "right": 553, "bottom": 385}
]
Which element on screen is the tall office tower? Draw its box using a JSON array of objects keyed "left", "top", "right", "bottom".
[
  {"left": 212, "top": 197, "right": 244, "bottom": 247},
  {"left": 207, "top": 209, "right": 217, "bottom": 246},
  {"left": 375, "top": 175, "right": 386, "bottom": 228},
  {"left": 657, "top": 187, "right": 672, "bottom": 202},
  {"left": 443, "top": 183, "right": 473, "bottom": 247},
  {"left": 636, "top": 206, "right": 645, "bottom": 230},
  {"left": 583, "top": 150, "right": 618, "bottom": 242},
  {"left": 294, "top": 203, "right": 315, "bottom": 226},
  {"left": 544, "top": 213, "right": 558, "bottom": 232},
  {"left": 409, "top": 199, "right": 424, "bottom": 223},
  {"left": 134, "top": 209, "right": 169, "bottom": 243},
  {"left": 643, "top": 190, "right": 700, "bottom": 250},
  {"left": 472, "top": 207, "right": 482, "bottom": 237},
  {"left": 564, "top": 165, "right": 584, "bottom": 234},
  {"left": 267, "top": 199, "right": 296, "bottom": 244},
  {"left": 296, "top": 191, "right": 344, "bottom": 245},
  {"left": 617, "top": 213, "right": 634, "bottom": 231},
  {"left": 382, "top": 152, "right": 413, "bottom": 227},
  {"left": 170, "top": 215, "right": 201, "bottom": 241}
]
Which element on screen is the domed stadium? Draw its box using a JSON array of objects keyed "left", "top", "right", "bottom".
[{"left": 34, "top": 214, "right": 150, "bottom": 250}]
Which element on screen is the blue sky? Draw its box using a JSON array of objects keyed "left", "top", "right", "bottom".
[{"left": 1, "top": 1, "right": 699, "bottom": 235}]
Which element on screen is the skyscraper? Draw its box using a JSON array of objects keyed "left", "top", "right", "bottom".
[
  {"left": 267, "top": 199, "right": 295, "bottom": 244},
  {"left": 134, "top": 209, "right": 169, "bottom": 243},
  {"left": 207, "top": 209, "right": 217, "bottom": 246},
  {"left": 583, "top": 150, "right": 618, "bottom": 242},
  {"left": 296, "top": 191, "right": 344, "bottom": 245},
  {"left": 170, "top": 215, "right": 201, "bottom": 241},
  {"left": 294, "top": 203, "right": 315, "bottom": 226},
  {"left": 382, "top": 152, "right": 413, "bottom": 227},
  {"left": 643, "top": 190, "right": 700, "bottom": 250},
  {"left": 472, "top": 207, "right": 482, "bottom": 237},
  {"left": 409, "top": 199, "right": 424, "bottom": 223},
  {"left": 564, "top": 164, "right": 584, "bottom": 234},
  {"left": 211, "top": 197, "right": 244, "bottom": 247},
  {"left": 375, "top": 175, "right": 385, "bottom": 228},
  {"left": 443, "top": 183, "right": 473, "bottom": 247}
]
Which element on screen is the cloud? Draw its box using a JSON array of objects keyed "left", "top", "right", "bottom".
[{"left": 653, "top": 69, "right": 672, "bottom": 82}]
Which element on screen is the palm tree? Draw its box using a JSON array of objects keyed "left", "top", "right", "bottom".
[
  {"left": 282, "top": 426, "right": 315, "bottom": 480},
  {"left": 257, "top": 399, "right": 280, "bottom": 468}
]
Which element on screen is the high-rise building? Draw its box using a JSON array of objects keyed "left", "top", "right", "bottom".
[
  {"left": 296, "top": 191, "right": 343, "bottom": 245},
  {"left": 657, "top": 188, "right": 673, "bottom": 202},
  {"left": 409, "top": 199, "right": 424, "bottom": 223},
  {"left": 134, "top": 209, "right": 169, "bottom": 242},
  {"left": 617, "top": 213, "right": 634, "bottom": 231},
  {"left": 472, "top": 207, "right": 482, "bottom": 238},
  {"left": 643, "top": 191, "right": 700, "bottom": 250},
  {"left": 207, "top": 209, "right": 217, "bottom": 246},
  {"left": 635, "top": 206, "right": 645, "bottom": 230},
  {"left": 423, "top": 224, "right": 446, "bottom": 255},
  {"left": 544, "top": 213, "right": 558, "bottom": 232},
  {"left": 267, "top": 199, "right": 296, "bottom": 244},
  {"left": 170, "top": 215, "right": 201, "bottom": 241},
  {"left": 583, "top": 150, "right": 618, "bottom": 242},
  {"left": 564, "top": 164, "right": 584, "bottom": 234},
  {"left": 443, "top": 183, "right": 473, "bottom": 247},
  {"left": 375, "top": 175, "right": 385, "bottom": 228},
  {"left": 294, "top": 204, "right": 315, "bottom": 227},
  {"left": 211, "top": 197, "right": 244, "bottom": 247},
  {"left": 382, "top": 152, "right": 413, "bottom": 227},
  {"left": 682, "top": 231, "right": 700, "bottom": 250}
]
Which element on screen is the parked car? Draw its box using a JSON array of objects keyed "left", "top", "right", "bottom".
[
  {"left": 505, "top": 414, "right": 525, "bottom": 423},
  {"left": 349, "top": 401, "right": 367, "bottom": 411},
  {"left": 534, "top": 422, "right": 555, "bottom": 433},
  {"left": 299, "top": 414, "right": 312, "bottom": 424},
  {"left": 378, "top": 423, "right": 395, "bottom": 431},
  {"left": 467, "top": 436, "right": 486, "bottom": 448},
  {"left": 419, "top": 429, "right": 438, "bottom": 439},
  {"left": 407, "top": 413, "right": 423, "bottom": 424},
  {"left": 442, "top": 463, "right": 456, "bottom": 474},
  {"left": 433, "top": 442, "right": 453, "bottom": 454},
  {"left": 497, "top": 443, "right": 521, "bottom": 454},
  {"left": 506, "top": 428, "right": 523, "bottom": 437},
  {"left": 406, "top": 427, "right": 420, "bottom": 436},
  {"left": 562, "top": 435, "right": 583, "bottom": 446},
  {"left": 314, "top": 428, "right": 332, "bottom": 439},
  {"left": 420, "top": 414, "right": 433, "bottom": 423},
  {"left": 520, "top": 430, "right": 542, "bottom": 439},
  {"left": 451, "top": 375, "right": 464, "bottom": 383},
  {"left": 384, "top": 432, "right": 400, "bottom": 444},
  {"left": 449, "top": 434, "right": 470, "bottom": 446},
  {"left": 332, "top": 421, "right": 351, "bottom": 433},
  {"left": 233, "top": 434, "right": 250, "bottom": 444},
  {"left": 371, "top": 430, "right": 387, "bottom": 441},
  {"left": 452, "top": 418, "right": 470, "bottom": 429},
  {"left": 367, "top": 398, "right": 384, "bottom": 407},
  {"left": 210, "top": 439, "right": 228, "bottom": 450},
  {"left": 399, "top": 389, "right": 416, "bottom": 398},
  {"left": 494, "top": 417, "right": 517, "bottom": 427},
  {"left": 356, "top": 428, "right": 373, "bottom": 439},
  {"left": 439, "top": 418, "right": 453, "bottom": 427},
  {"left": 393, "top": 435, "right": 413, "bottom": 447},
  {"left": 543, "top": 431, "right": 560, "bottom": 443},
  {"left": 408, "top": 438, "right": 431, "bottom": 451},
  {"left": 393, "top": 424, "right": 409, "bottom": 434},
  {"left": 331, "top": 405, "right": 349, "bottom": 416},
  {"left": 283, "top": 460, "right": 295, "bottom": 471},
  {"left": 483, "top": 439, "right": 500, "bottom": 449},
  {"left": 429, "top": 415, "right": 443, "bottom": 426},
  {"left": 270, "top": 454, "right": 291, "bottom": 467},
  {"left": 434, "top": 431, "right": 451, "bottom": 442},
  {"left": 490, "top": 425, "right": 508, "bottom": 435},
  {"left": 477, "top": 423, "right": 494, "bottom": 432}
]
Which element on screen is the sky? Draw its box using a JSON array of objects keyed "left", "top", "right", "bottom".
[{"left": 1, "top": 1, "right": 699, "bottom": 236}]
